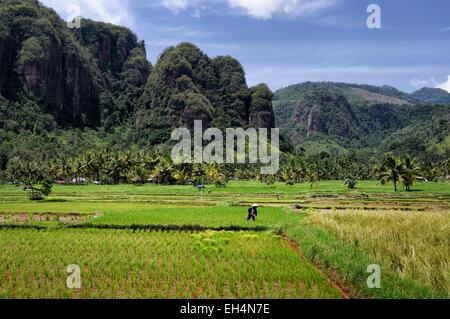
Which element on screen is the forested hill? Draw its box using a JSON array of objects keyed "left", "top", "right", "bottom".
[
  {"left": 0, "top": 0, "right": 274, "bottom": 132},
  {"left": 135, "top": 43, "right": 275, "bottom": 144},
  {"left": 0, "top": 0, "right": 152, "bottom": 129},
  {"left": 0, "top": 0, "right": 448, "bottom": 171},
  {"left": 273, "top": 82, "right": 449, "bottom": 162},
  {"left": 411, "top": 87, "right": 450, "bottom": 105}
]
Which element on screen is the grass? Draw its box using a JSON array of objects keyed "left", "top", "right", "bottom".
[
  {"left": 1, "top": 180, "right": 449, "bottom": 199},
  {"left": 305, "top": 210, "right": 450, "bottom": 297},
  {"left": 281, "top": 212, "right": 445, "bottom": 299},
  {"left": 0, "top": 228, "right": 340, "bottom": 299},
  {"left": 0, "top": 180, "right": 448, "bottom": 299},
  {"left": 0, "top": 203, "right": 289, "bottom": 228},
  {"left": 89, "top": 206, "right": 289, "bottom": 228}
]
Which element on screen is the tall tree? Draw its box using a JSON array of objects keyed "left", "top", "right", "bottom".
[
  {"left": 401, "top": 156, "right": 421, "bottom": 191},
  {"left": 378, "top": 155, "right": 405, "bottom": 192}
]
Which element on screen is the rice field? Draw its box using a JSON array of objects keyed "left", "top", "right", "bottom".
[
  {"left": 0, "top": 228, "right": 340, "bottom": 299},
  {"left": 305, "top": 210, "right": 450, "bottom": 297},
  {"left": 0, "top": 181, "right": 448, "bottom": 299}
]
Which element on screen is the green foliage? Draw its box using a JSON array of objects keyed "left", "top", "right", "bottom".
[
  {"left": 249, "top": 84, "right": 276, "bottom": 128},
  {"left": 0, "top": 228, "right": 340, "bottom": 298},
  {"left": 0, "top": 182, "right": 448, "bottom": 298},
  {"left": 40, "top": 178, "right": 52, "bottom": 196},
  {"left": 273, "top": 82, "right": 450, "bottom": 163},
  {"left": 0, "top": 1, "right": 151, "bottom": 129},
  {"left": 138, "top": 42, "right": 275, "bottom": 133},
  {"left": 4, "top": 144, "right": 448, "bottom": 188},
  {"left": 344, "top": 178, "right": 357, "bottom": 189},
  {"left": 0, "top": 97, "right": 57, "bottom": 133},
  {"left": 412, "top": 87, "right": 450, "bottom": 105},
  {"left": 73, "top": 18, "right": 152, "bottom": 127},
  {"left": 377, "top": 155, "right": 404, "bottom": 192},
  {"left": 375, "top": 154, "right": 424, "bottom": 192},
  {"left": 0, "top": 0, "right": 447, "bottom": 184},
  {"left": 18, "top": 36, "right": 48, "bottom": 65}
]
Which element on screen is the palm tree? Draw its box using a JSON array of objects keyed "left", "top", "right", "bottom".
[
  {"left": 16, "top": 161, "right": 44, "bottom": 185},
  {"left": 47, "top": 159, "right": 59, "bottom": 180},
  {"left": 191, "top": 163, "right": 206, "bottom": 185},
  {"left": 378, "top": 155, "right": 405, "bottom": 192},
  {"left": 344, "top": 178, "right": 357, "bottom": 189},
  {"left": 120, "top": 151, "right": 134, "bottom": 177},
  {"left": 83, "top": 150, "right": 103, "bottom": 182},
  {"left": 59, "top": 156, "right": 72, "bottom": 184},
  {"left": 5, "top": 157, "right": 23, "bottom": 182},
  {"left": 70, "top": 158, "right": 84, "bottom": 184},
  {"left": 281, "top": 155, "right": 297, "bottom": 185},
  {"left": 434, "top": 159, "right": 450, "bottom": 181},
  {"left": 151, "top": 158, "right": 174, "bottom": 185},
  {"left": 292, "top": 162, "right": 307, "bottom": 183},
  {"left": 106, "top": 153, "right": 124, "bottom": 185},
  {"left": 205, "top": 163, "right": 228, "bottom": 188},
  {"left": 401, "top": 156, "right": 420, "bottom": 191},
  {"left": 172, "top": 166, "right": 190, "bottom": 185},
  {"left": 205, "top": 163, "right": 219, "bottom": 182},
  {"left": 127, "top": 165, "right": 148, "bottom": 185},
  {"left": 281, "top": 166, "right": 295, "bottom": 185},
  {"left": 306, "top": 163, "right": 320, "bottom": 187}
]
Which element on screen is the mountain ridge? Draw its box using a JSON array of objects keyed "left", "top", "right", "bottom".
[
  {"left": 273, "top": 82, "right": 449, "bottom": 161},
  {"left": 0, "top": 0, "right": 448, "bottom": 170},
  {"left": 411, "top": 87, "right": 450, "bottom": 104},
  {"left": 0, "top": 0, "right": 274, "bottom": 133}
]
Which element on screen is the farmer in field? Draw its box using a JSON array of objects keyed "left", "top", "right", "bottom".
[{"left": 247, "top": 204, "right": 259, "bottom": 222}]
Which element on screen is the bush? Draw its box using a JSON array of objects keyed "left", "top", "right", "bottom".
[{"left": 344, "top": 178, "right": 357, "bottom": 189}]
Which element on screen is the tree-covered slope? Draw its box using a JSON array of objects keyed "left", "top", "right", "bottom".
[
  {"left": 73, "top": 18, "right": 152, "bottom": 127},
  {"left": 0, "top": 0, "right": 447, "bottom": 173},
  {"left": 0, "top": 0, "right": 274, "bottom": 135},
  {"left": 0, "top": 0, "right": 277, "bottom": 168},
  {"left": 273, "top": 82, "right": 449, "bottom": 161},
  {"left": 0, "top": 0, "right": 100, "bottom": 127},
  {"left": 136, "top": 42, "right": 275, "bottom": 143},
  {"left": 411, "top": 87, "right": 450, "bottom": 105},
  {"left": 0, "top": 0, "right": 151, "bottom": 128}
]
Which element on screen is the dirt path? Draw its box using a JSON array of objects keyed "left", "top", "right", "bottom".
[{"left": 281, "top": 234, "right": 351, "bottom": 300}]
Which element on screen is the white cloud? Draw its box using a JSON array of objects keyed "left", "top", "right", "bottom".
[
  {"left": 437, "top": 75, "right": 450, "bottom": 93},
  {"left": 409, "top": 76, "right": 439, "bottom": 89},
  {"left": 41, "top": 0, "right": 133, "bottom": 27},
  {"left": 228, "top": 0, "right": 280, "bottom": 19},
  {"left": 410, "top": 78, "right": 429, "bottom": 88},
  {"left": 162, "top": 0, "right": 189, "bottom": 14},
  {"left": 229, "top": 0, "right": 337, "bottom": 19},
  {"left": 192, "top": 8, "right": 202, "bottom": 18},
  {"left": 157, "top": 0, "right": 337, "bottom": 19},
  {"left": 283, "top": 0, "right": 337, "bottom": 16}
]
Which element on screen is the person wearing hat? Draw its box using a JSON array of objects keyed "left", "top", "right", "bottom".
[{"left": 247, "top": 204, "right": 259, "bottom": 222}]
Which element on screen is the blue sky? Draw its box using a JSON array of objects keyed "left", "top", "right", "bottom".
[{"left": 42, "top": 0, "right": 450, "bottom": 93}]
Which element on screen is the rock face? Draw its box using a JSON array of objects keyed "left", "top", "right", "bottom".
[
  {"left": 73, "top": 18, "right": 152, "bottom": 127},
  {"left": 249, "top": 84, "right": 276, "bottom": 129},
  {"left": 272, "top": 82, "right": 450, "bottom": 159},
  {"left": 0, "top": 0, "right": 100, "bottom": 126},
  {"left": 73, "top": 19, "right": 151, "bottom": 87},
  {"left": 0, "top": 1, "right": 274, "bottom": 135},
  {"left": 19, "top": 36, "right": 100, "bottom": 126},
  {"left": 291, "top": 87, "right": 357, "bottom": 140},
  {"left": 0, "top": 0, "right": 150, "bottom": 127}
]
